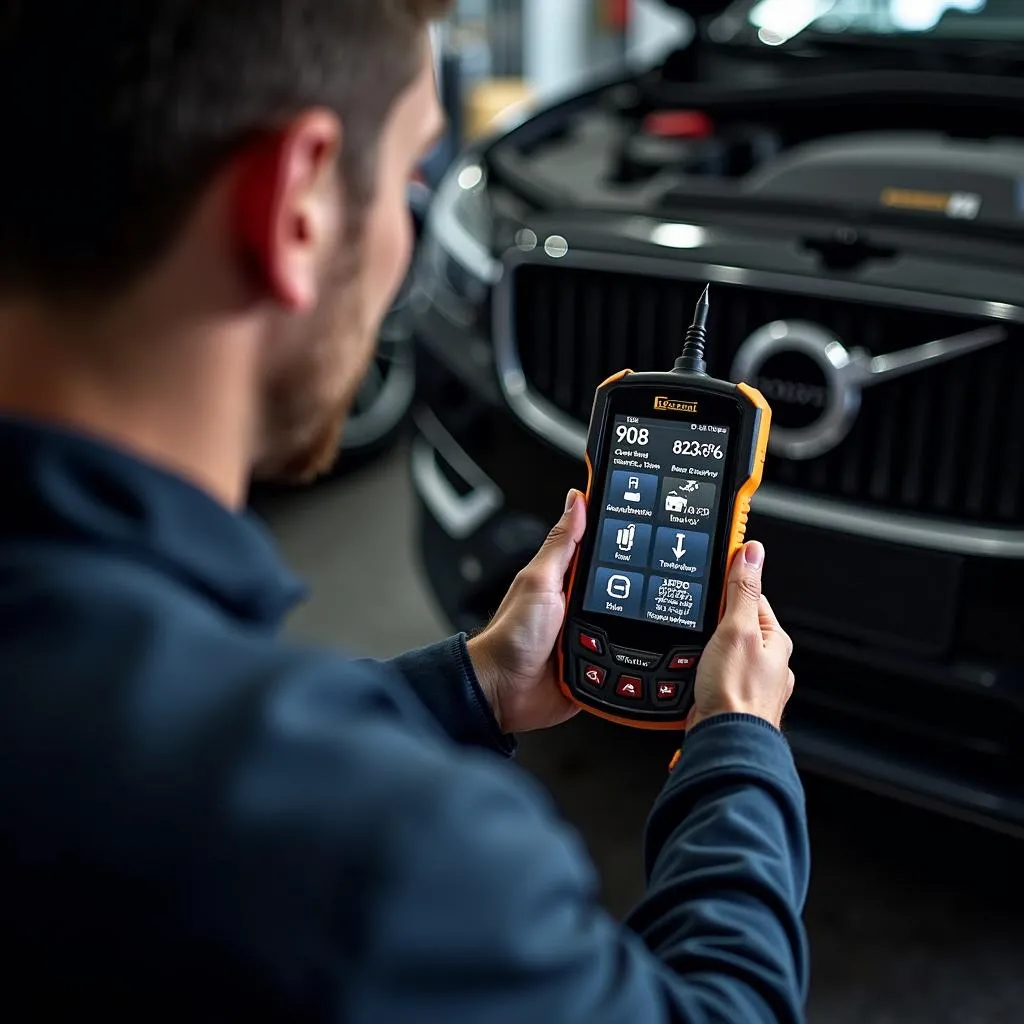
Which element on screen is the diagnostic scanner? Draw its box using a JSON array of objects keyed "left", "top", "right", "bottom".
[{"left": 558, "top": 286, "right": 772, "bottom": 729}]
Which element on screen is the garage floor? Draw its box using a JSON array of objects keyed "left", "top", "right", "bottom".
[{"left": 255, "top": 446, "right": 1024, "bottom": 1024}]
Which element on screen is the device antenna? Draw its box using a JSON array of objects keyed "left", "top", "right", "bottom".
[{"left": 674, "top": 284, "right": 710, "bottom": 375}]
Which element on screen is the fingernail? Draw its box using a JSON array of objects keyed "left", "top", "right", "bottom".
[
  {"left": 564, "top": 489, "right": 578, "bottom": 513},
  {"left": 744, "top": 541, "right": 765, "bottom": 568}
]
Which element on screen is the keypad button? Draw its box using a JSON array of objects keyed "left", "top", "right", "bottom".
[
  {"left": 578, "top": 632, "right": 603, "bottom": 655},
  {"left": 581, "top": 664, "right": 607, "bottom": 690},
  {"left": 668, "top": 654, "right": 698, "bottom": 672},
  {"left": 615, "top": 676, "right": 644, "bottom": 700},
  {"left": 655, "top": 681, "right": 680, "bottom": 703}
]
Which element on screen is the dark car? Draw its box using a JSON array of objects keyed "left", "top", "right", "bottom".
[{"left": 408, "top": 0, "right": 1024, "bottom": 834}]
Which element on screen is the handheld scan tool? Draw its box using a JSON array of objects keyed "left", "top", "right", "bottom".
[{"left": 558, "top": 286, "right": 772, "bottom": 729}]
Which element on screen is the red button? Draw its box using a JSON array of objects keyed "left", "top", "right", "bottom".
[
  {"left": 655, "top": 681, "right": 679, "bottom": 702},
  {"left": 582, "top": 664, "right": 606, "bottom": 689},
  {"left": 579, "top": 632, "right": 603, "bottom": 655},
  {"left": 669, "top": 655, "right": 697, "bottom": 671},
  {"left": 616, "top": 676, "right": 643, "bottom": 700}
]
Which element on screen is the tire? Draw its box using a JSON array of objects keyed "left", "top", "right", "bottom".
[{"left": 332, "top": 302, "right": 417, "bottom": 473}]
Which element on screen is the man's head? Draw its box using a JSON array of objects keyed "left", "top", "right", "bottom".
[{"left": 0, "top": 1, "right": 449, "bottom": 485}]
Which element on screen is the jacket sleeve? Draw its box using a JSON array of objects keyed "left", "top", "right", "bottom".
[
  {"left": 355, "top": 713, "right": 809, "bottom": 1024},
  {"left": 383, "top": 634, "right": 516, "bottom": 757},
  {"left": 626, "top": 715, "right": 810, "bottom": 1020}
]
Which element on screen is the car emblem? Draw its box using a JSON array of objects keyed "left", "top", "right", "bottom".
[{"left": 730, "top": 319, "right": 1008, "bottom": 460}]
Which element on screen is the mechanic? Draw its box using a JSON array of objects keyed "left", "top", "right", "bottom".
[{"left": 0, "top": 2, "right": 808, "bottom": 1022}]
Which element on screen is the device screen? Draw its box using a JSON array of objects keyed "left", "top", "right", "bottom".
[{"left": 583, "top": 413, "right": 732, "bottom": 633}]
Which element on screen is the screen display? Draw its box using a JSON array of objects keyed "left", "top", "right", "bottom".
[{"left": 583, "top": 414, "right": 732, "bottom": 632}]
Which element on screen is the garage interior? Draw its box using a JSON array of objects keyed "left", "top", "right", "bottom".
[{"left": 4, "top": 0, "right": 1016, "bottom": 1019}]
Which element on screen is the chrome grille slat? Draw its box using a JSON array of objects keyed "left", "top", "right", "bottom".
[
  {"left": 553, "top": 281, "right": 575, "bottom": 413},
  {"left": 582, "top": 278, "right": 604, "bottom": 411},
  {"left": 998, "top": 360, "right": 1024, "bottom": 520},
  {"left": 868, "top": 395, "right": 897, "bottom": 503},
  {"left": 609, "top": 285, "right": 630, "bottom": 380},
  {"left": 512, "top": 263, "right": 1024, "bottom": 526},
  {"left": 931, "top": 365, "right": 964, "bottom": 514},
  {"left": 967, "top": 350, "right": 1001, "bottom": 517}
]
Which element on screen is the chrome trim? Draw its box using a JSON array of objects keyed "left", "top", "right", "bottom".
[
  {"left": 411, "top": 408, "right": 503, "bottom": 540},
  {"left": 731, "top": 320, "right": 863, "bottom": 461},
  {"left": 425, "top": 159, "right": 503, "bottom": 285},
  {"left": 731, "top": 320, "right": 1010, "bottom": 462},
  {"left": 858, "top": 325, "right": 1009, "bottom": 386},
  {"left": 753, "top": 489, "right": 1024, "bottom": 559},
  {"left": 492, "top": 247, "right": 1024, "bottom": 558}
]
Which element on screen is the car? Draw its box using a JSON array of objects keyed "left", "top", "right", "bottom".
[{"left": 408, "top": 0, "right": 1024, "bottom": 835}]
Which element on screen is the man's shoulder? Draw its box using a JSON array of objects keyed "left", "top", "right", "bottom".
[
  {"left": 0, "top": 540, "right": 454, "bottom": 844},
  {"left": 0, "top": 539, "right": 301, "bottom": 697}
]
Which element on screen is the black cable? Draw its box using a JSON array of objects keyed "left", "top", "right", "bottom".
[{"left": 674, "top": 284, "right": 710, "bottom": 376}]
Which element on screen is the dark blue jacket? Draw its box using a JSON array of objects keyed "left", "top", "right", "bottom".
[{"left": 0, "top": 418, "right": 809, "bottom": 1023}]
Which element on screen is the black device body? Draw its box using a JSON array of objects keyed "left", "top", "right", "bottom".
[{"left": 558, "top": 370, "right": 770, "bottom": 729}]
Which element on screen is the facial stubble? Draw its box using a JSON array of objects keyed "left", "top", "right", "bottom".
[{"left": 253, "top": 244, "right": 374, "bottom": 486}]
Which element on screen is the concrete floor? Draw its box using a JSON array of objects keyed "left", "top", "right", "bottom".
[{"left": 256, "top": 446, "right": 1024, "bottom": 1024}]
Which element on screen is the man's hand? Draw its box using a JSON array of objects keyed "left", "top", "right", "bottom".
[
  {"left": 468, "top": 490, "right": 586, "bottom": 734},
  {"left": 689, "top": 541, "right": 795, "bottom": 731}
]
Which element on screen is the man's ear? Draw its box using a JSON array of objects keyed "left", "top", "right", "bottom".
[{"left": 233, "top": 110, "right": 342, "bottom": 311}]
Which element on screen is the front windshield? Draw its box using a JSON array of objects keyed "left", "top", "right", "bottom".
[{"left": 735, "top": 0, "right": 1023, "bottom": 45}]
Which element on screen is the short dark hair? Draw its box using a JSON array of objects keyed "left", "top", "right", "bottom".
[{"left": 0, "top": 0, "right": 449, "bottom": 300}]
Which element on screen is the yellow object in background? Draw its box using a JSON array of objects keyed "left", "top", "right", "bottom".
[{"left": 465, "top": 78, "right": 534, "bottom": 140}]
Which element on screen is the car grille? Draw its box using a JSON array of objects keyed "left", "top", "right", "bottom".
[{"left": 511, "top": 262, "right": 1024, "bottom": 525}]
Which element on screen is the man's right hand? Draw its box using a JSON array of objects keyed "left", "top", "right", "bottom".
[{"left": 689, "top": 541, "right": 794, "bottom": 731}]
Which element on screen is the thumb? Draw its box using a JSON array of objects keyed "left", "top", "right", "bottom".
[
  {"left": 523, "top": 489, "right": 587, "bottom": 590},
  {"left": 722, "top": 541, "right": 765, "bottom": 624}
]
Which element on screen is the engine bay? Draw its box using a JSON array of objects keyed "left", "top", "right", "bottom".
[{"left": 491, "top": 50, "right": 1024, "bottom": 240}]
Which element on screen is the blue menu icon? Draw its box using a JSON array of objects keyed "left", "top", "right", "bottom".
[
  {"left": 598, "top": 519, "right": 652, "bottom": 568},
  {"left": 608, "top": 471, "right": 658, "bottom": 512},
  {"left": 589, "top": 567, "right": 644, "bottom": 618},
  {"left": 651, "top": 528, "right": 709, "bottom": 577}
]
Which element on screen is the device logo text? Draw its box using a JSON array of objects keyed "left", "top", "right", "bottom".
[{"left": 654, "top": 396, "right": 698, "bottom": 414}]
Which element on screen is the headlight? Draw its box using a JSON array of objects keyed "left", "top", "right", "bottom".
[{"left": 415, "top": 156, "right": 501, "bottom": 327}]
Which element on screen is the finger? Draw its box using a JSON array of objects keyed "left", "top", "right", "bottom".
[
  {"left": 521, "top": 489, "right": 587, "bottom": 591},
  {"left": 759, "top": 595, "right": 794, "bottom": 656},
  {"left": 722, "top": 541, "right": 764, "bottom": 625}
]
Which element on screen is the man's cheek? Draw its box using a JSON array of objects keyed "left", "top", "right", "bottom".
[{"left": 384, "top": 205, "right": 413, "bottom": 301}]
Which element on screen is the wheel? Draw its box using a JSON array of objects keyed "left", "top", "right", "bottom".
[{"left": 333, "top": 300, "right": 417, "bottom": 472}]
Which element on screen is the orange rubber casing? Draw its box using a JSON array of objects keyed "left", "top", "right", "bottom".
[
  {"left": 556, "top": 372, "right": 771, "bottom": 731},
  {"left": 717, "top": 382, "right": 771, "bottom": 619}
]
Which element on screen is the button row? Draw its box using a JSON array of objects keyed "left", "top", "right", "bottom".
[
  {"left": 577, "top": 631, "right": 698, "bottom": 674},
  {"left": 581, "top": 663, "right": 683, "bottom": 705}
]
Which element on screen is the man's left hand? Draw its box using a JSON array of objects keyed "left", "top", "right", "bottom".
[{"left": 468, "top": 489, "right": 586, "bottom": 734}]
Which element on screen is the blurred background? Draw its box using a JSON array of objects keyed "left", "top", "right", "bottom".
[{"left": 255, "top": 2, "right": 1024, "bottom": 1021}]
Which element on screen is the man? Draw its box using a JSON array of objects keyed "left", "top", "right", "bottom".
[{"left": 0, "top": 2, "right": 807, "bottom": 1022}]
